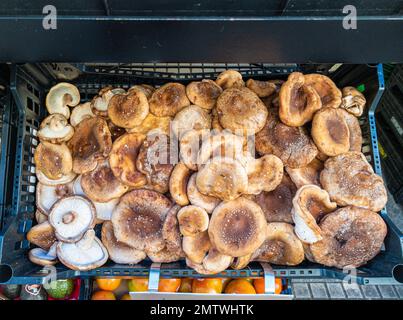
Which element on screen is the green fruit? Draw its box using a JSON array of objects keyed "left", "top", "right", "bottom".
[
  {"left": 45, "top": 279, "right": 74, "bottom": 299},
  {"left": 2, "top": 284, "right": 21, "bottom": 299},
  {"left": 20, "top": 285, "right": 47, "bottom": 300}
]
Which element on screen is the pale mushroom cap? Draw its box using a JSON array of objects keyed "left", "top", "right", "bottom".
[
  {"left": 93, "top": 198, "right": 119, "bottom": 221},
  {"left": 169, "top": 162, "right": 192, "bottom": 206},
  {"left": 177, "top": 205, "right": 210, "bottom": 237},
  {"left": 70, "top": 102, "right": 94, "bottom": 127},
  {"left": 285, "top": 158, "right": 324, "bottom": 189},
  {"left": 208, "top": 197, "right": 267, "bottom": 257},
  {"left": 202, "top": 248, "right": 233, "bottom": 273},
  {"left": 38, "top": 114, "right": 74, "bottom": 143},
  {"left": 46, "top": 82, "right": 80, "bottom": 119},
  {"left": 35, "top": 209, "right": 48, "bottom": 223},
  {"left": 179, "top": 129, "right": 211, "bottom": 171},
  {"left": 91, "top": 87, "right": 125, "bottom": 115},
  {"left": 171, "top": 105, "right": 212, "bottom": 139},
  {"left": 49, "top": 196, "right": 96, "bottom": 243},
  {"left": 36, "top": 182, "right": 73, "bottom": 215},
  {"left": 187, "top": 173, "right": 221, "bottom": 213},
  {"left": 36, "top": 170, "right": 76, "bottom": 186}
]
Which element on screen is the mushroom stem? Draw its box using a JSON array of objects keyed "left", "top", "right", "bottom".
[
  {"left": 62, "top": 211, "right": 76, "bottom": 224},
  {"left": 77, "top": 230, "right": 96, "bottom": 250}
]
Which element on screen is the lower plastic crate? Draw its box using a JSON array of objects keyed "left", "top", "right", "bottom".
[{"left": 0, "top": 63, "right": 402, "bottom": 285}]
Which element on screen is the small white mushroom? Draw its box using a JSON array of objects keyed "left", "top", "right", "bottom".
[{"left": 46, "top": 82, "right": 80, "bottom": 119}]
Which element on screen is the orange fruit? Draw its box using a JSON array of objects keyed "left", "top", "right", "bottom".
[
  {"left": 222, "top": 278, "right": 232, "bottom": 290},
  {"left": 253, "top": 278, "right": 283, "bottom": 294},
  {"left": 127, "top": 278, "right": 149, "bottom": 292},
  {"left": 224, "top": 279, "right": 256, "bottom": 294},
  {"left": 96, "top": 278, "right": 121, "bottom": 291},
  {"left": 179, "top": 278, "right": 193, "bottom": 292},
  {"left": 158, "top": 278, "right": 181, "bottom": 292},
  {"left": 192, "top": 278, "right": 223, "bottom": 294},
  {"left": 121, "top": 293, "right": 132, "bottom": 300},
  {"left": 91, "top": 290, "right": 116, "bottom": 300}
]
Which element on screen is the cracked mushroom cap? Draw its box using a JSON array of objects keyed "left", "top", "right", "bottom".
[
  {"left": 311, "top": 107, "right": 350, "bottom": 156},
  {"left": 252, "top": 223, "right": 304, "bottom": 266},
  {"left": 292, "top": 185, "right": 337, "bottom": 244},
  {"left": 46, "top": 82, "right": 80, "bottom": 119},
  {"left": 285, "top": 158, "right": 324, "bottom": 189},
  {"left": 36, "top": 182, "right": 73, "bottom": 215},
  {"left": 128, "top": 84, "right": 155, "bottom": 99},
  {"left": 38, "top": 114, "right": 74, "bottom": 143},
  {"left": 70, "top": 102, "right": 94, "bottom": 127},
  {"left": 341, "top": 108, "right": 362, "bottom": 152},
  {"left": 245, "top": 154, "right": 284, "bottom": 195},
  {"left": 208, "top": 197, "right": 267, "bottom": 257},
  {"left": 169, "top": 162, "right": 192, "bottom": 206},
  {"left": 111, "top": 189, "right": 172, "bottom": 252},
  {"left": 109, "top": 132, "right": 147, "bottom": 188},
  {"left": 279, "top": 72, "right": 322, "bottom": 127},
  {"left": 136, "top": 132, "right": 174, "bottom": 193},
  {"left": 49, "top": 196, "right": 96, "bottom": 243},
  {"left": 29, "top": 244, "right": 58, "bottom": 266},
  {"left": 177, "top": 205, "right": 209, "bottom": 237},
  {"left": 171, "top": 105, "right": 211, "bottom": 139},
  {"left": 101, "top": 221, "right": 146, "bottom": 264},
  {"left": 255, "top": 108, "right": 318, "bottom": 168},
  {"left": 149, "top": 83, "right": 190, "bottom": 117},
  {"left": 304, "top": 74, "right": 342, "bottom": 109},
  {"left": 162, "top": 205, "right": 184, "bottom": 254},
  {"left": 179, "top": 129, "right": 211, "bottom": 171},
  {"left": 216, "top": 87, "right": 268, "bottom": 135},
  {"left": 34, "top": 141, "right": 73, "bottom": 181},
  {"left": 57, "top": 230, "right": 108, "bottom": 271},
  {"left": 186, "top": 79, "right": 223, "bottom": 110},
  {"left": 196, "top": 157, "right": 248, "bottom": 201},
  {"left": 320, "top": 152, "right": 387, "bottom": 211},
  {"left": 108, "top": 90, "right": 150, "bottom": 129},
  {"left": 187, "top": 173, "right": 221, "bottom": 214},
  {"left": 182, "top": 231, "right": 211, "bottom": 264},
  {"left": 215, "top": 70, "right": 245, "bottom": 89},
  {"left": 26, "top": 221, "right": 57, "bottom": 251},
  {"left": 254, "top": 173, "right": 297, "bottom": 223},
  {"left": 341, "top": 86, "right": 366, "bottom": 117},
  {"left": 67, "top": 117, "right": 112, "bottom": 174},
  {"left": 127, "top": 113, "right": 171, "bottom": 136},
  {"left": 81, "top": 160, "right": 128, "bottom": 203},
  {"left": 91, "top": 87, "right": 125, "bottom": 117},
  {"left": 308, "top": 206, "right": 387, "bottom": 269},
  {"left": 246, "top": 79, "right": 279, "bottom": 98}
]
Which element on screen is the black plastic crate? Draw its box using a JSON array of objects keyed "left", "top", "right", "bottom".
[{"left": 0, "top": 63, "right": 402, "bottom": 285}]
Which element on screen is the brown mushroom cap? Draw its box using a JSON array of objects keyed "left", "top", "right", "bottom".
[
  {"left": 171, "top": 105, "right": 211, "bottom": 139},
  {"left": 108, "top": 90, "right": 149, "bottom": 129},
  {"left": 215, "top": 70, "right": 245, "bottom": 89},
  {"left": 341, "top": 86, "right": 366, "bottom": 117},
  {"left": 146, "top": 246, "right": 184, "bottom": 263},
  {"left": 169, "top": 162, "right": 192, "bottom": 206},
  {"left": 107, "top": 119, "right": 126, "bottom": 142},
  {"left": 34, "top": 142, "right": 73, "bottom": 180},
  {"left": 136, "top": 132, "right": 174, "bottom": 193},
  {"left": 26, "top": 221, "right": 57, "bottom": 250},
  {"left": 211, "top": 108, "right": 224, "bottom": 132},
  {"left": 111, "top": 189, "right": 171, "bottom": 252},
  {"left": 187, "top": 173, "right": 221, "bottom": 214},
  {"left": 254, "top": 173, "right": 296, "bottom": 223},
  {"left": 216, "top": 87, "right": 268, "bottom": 135},
  {"left": 38, "top": 114, "right": 74, "bottom": 143},
  {"left": 70, "top": 102, "right": 94, "bottom": 127},
  {"left": 252, "top": 223, "right": 304, "bottom": 266},
  {"left": 208, "top": 197, "right": 267, "bottom": 257},
  {"left": 101, "top": 221, "right": 146, "bottom": 264},
  {"left": 286, "top": 158, "right": 324, "bottom": 189},
  {"left": 46, "top": 82, "right": 80, "bottom": 119},
  {"left": 67, "top": 117, "right": 112, "bottom": 174},
  {"left": 91, "top": 87, "right": 125, "bottom": 117},
  {"left": 128, "top": 84, "right": 155, "bottom": 99},
  {"left": 36, "top": 182, "right": 73, "bottom": 215},
  {"left": 231, "top": 254, "right": 253, "bottom": 270},
  {"left": 177, "top": 205, "right": 209, "bottom": 237},
  {"left": 179, "top": 129, "right": 211, "bottom": 171},
  {"left": 311, "top": 108, "right": 350, "bottom": 156},
  {"left": 246, "top": 79, "right": 278, "bottom": 98},
  {"left": 292, "top": 185, "right": 337, "bottom": 244},
  {"left": 182, "top": 231, "right": 211, "bottom": 264},
  {"left": 127, "top": 113, "right": 171, "bottom": 136},
  {"left": 256, "top": 108, "right": 318, "bottom": 168},
  {"left": 308, "top": 206, "right": 387, "bottom": 268},
  {"left": 196, "top": 157, "right": 248, "bottom": 201},
  {"left": 57, "top": 230, "right": 108, "bottom": 271},
  {"left": 81, "top": 160, "right": 128, "bottom": 203},
  {"left": 304, "top": 74, "right": 342, "bottom": 109},
  {"left": 320, "top": 152, "right": 387, "bottom": 211},
  {"left": 186, "top": 79, "right": 223, "bottom": 110},
  {"left": 109, "top": 132, "right": 147, "bottom": 188},
  {"left": 49, "top": 196, "right": 96, "bottom": 243},
  {"left": 341, "top": 108, "right": 362, "bottom": 152},
  {"left": 279, "top": 72, "right": 322, "bottom": 127},
  {"left": 149, "top": 83, "right": 190, "bottom": 117},
  {"left": 245, "top": 154, "right": 284, "bottom": 195},
  {"left": 162, "top": 205, "right": 184, "bottom": 254}
]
